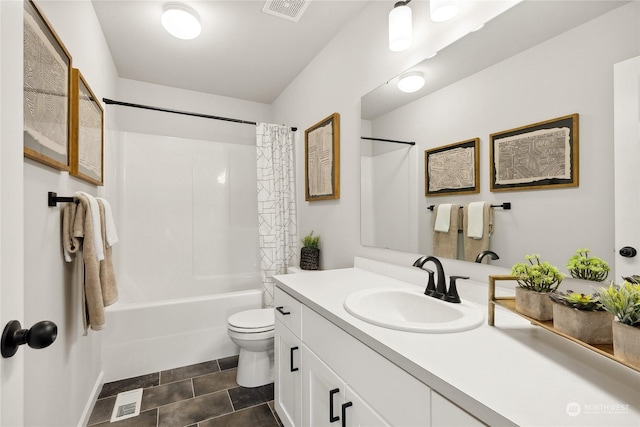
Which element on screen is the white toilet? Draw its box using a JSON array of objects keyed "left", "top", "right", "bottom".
[{"left": 227, "top": 308, "right": 275, "bottom": 388}]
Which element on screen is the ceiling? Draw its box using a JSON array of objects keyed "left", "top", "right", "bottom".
[{"left": 91, "top": 0, "right": 370, "bottom": 104}]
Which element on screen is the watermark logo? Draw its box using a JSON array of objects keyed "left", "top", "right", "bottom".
[
  {"left": 566, "top": 402, "right": 581, "bottom": 417},
  {"left": 566, "top": 401, "right": 629, "bottom": 417}
]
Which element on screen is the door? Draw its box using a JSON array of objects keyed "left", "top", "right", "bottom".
[
  {"left": 0, "top": 0, "right": 26, "bottom": 424},
  {"left": 614, "top": 56, "right": 640, "bottom": 278}
]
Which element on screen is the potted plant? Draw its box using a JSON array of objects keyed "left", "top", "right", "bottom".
[
  {"left": 566, "top": 248, "right": 610, "bottom": 282},
  {"left": 549, "top": 291, "right": 612, "bottom": 344},
  {"left": 300, "top": 231, "right": 320, "bottom": 270},
  {"left": 598, "top": 281, "right": 640, "bottom": 364},
  {"left": 511, "top": 254, "right": 564, "bottom": 321}
]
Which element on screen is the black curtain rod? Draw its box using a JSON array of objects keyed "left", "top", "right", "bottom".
[
  {"left": 361, "top": 136, "right": 415, "bottom": 146},
  {"left": 103, "top": 98, "right": 297, "bottom": 132},
  {"left": 427, "top": 203, "right": 512, "bottom": 211}
]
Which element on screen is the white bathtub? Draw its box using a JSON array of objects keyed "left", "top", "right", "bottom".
[{"left": 102, "top": 288, "right": 263, "bottom": 382}]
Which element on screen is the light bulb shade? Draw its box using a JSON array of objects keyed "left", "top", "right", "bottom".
[
  {"left": 162, "top": 3, "right": 201, "bottom": 40},
  {"left": 389, "top": 5, "right": 412, "bottom": 52},
  {"left": 397, "top": 71, "right": 425, "bottom": 93},
  {"left": 430, "top": 0, "right": 459, "bottom": 22}
]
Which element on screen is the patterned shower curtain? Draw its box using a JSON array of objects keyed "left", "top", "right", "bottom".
[{"left": 256, "top": 123, "right": 298, "bottom": 307}]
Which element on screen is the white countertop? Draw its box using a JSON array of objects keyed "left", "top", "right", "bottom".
[{"left": 273, "top": 259, "right": 640, "bottom": 427}]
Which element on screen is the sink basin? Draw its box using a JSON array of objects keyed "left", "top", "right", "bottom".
[{"left": 343, "top": 287, "right": 484, "bottom": 333}]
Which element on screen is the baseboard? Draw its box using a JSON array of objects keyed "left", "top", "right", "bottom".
[{"left": 77, "top": 370, "right": 104, "bottom": 427}]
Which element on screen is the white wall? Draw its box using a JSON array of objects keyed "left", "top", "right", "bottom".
[
  {"left": 273, "top": 1, "right": 640, "bottom": 272},
  {"left": 20, "top": 1, "right": 118, "bottom": 426}
]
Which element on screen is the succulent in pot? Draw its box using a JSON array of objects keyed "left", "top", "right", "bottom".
[
  {"left": 511, "top": 254, "right": 564, "bottom": 321},
  {"left": 566, "top": 248, "right": 610, "bottom": 282},
  {"left": 300, "top": 231, "right": 320, "bottom": 270},
  {"left": 597, "top": 281, "right": 640, "bottom": 364},
  {"left": 549, "top": 291, "right": 613, "bottom": 344}
]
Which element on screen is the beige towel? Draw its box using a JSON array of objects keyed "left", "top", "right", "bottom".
[
  {"left": 432, "top": 204, "right": 460, "bottom": 258},
  {"left": 62, "top": 203, "right": 80, "bottom": 262},
  {"left": 463, "top": 203, "right": 494, "bottom": 262}
]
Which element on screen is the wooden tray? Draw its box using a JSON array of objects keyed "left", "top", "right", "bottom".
[{"left": 488, "top": 275, "right": 640, "bottom": 373}]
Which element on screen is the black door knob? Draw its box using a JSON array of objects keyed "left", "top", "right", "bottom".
[
  {"left": 1, "top": 320, "right": 57, "bottom": 358},
  {"left": 619, "top": 246, "right": 637, "bottom": 258}
]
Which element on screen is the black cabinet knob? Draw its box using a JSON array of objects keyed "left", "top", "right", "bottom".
[
  {"left": 1, "top": 320, "right": 57, "bottom": 358},
  {"left": 619, "top": 246, "right": 637, "bottom": 258}
]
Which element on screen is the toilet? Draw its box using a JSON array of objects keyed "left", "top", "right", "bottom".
[{"left": 227, "top": 308, "right": 275, "bottom": 388}]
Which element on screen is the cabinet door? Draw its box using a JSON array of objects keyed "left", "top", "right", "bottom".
[
  {"left": 343, "top": 387, "right": 390, "bottom": 427},
  {"left": 275, "top": 319, "right": 302, "bottom": 427}
]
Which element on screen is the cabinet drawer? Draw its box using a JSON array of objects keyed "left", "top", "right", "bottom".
[
  {"left": 303, "top": 306, "right": 430, "bottom": 426},
  {"left": 274, "top": 287, "right": 303, "bottom": 338}
]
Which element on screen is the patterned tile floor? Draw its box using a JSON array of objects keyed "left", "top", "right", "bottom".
[{"left": 88, "top": 356, "right": 282, "bottom": 427}]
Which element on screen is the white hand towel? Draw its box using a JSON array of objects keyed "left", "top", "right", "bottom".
[
  {"left": 76, "top": 191, "right": 104, "bottom": 261},
  {"left": 97, "top": 197, "right": 119, "bottom": 247},
  {"left": 467, "top": 202, "right": 485, "bottom": 239},
  {"left": 434, "top": 204, "right": 452, "bottom": 233}
]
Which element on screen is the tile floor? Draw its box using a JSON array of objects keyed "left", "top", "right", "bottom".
[{"left": 87, "top": 356, "right": 282, "bottom": 427}]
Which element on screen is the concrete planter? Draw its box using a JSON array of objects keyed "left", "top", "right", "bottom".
[
  {"left": 552, "top": 303, "right": 613, "bottom": 344},
  {"left": 515, "top": 287, "right": 554, "bottom": 321},
  {"left": 612, "top": 321, "right": 640, "bottom": 365}
]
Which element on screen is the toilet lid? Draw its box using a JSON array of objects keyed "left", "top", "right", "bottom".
[{"left": 228, "top": 308, "right": 275, "bottom": 332}]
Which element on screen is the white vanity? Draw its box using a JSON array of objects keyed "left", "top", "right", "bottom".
[{"left": 273, "top": 257, "right": 640, "bottom": 426}]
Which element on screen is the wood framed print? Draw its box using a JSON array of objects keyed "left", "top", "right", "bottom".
[
  {"left": 425, "top": 138, "right": 479, "bottom": 197},
  {"left": 70, "top": 69, "right": 104, "bottom": 186},
  {"left": 305, "top": 113, "right": 340, "bottom": 201},
  {"left": 23, "top": 0, "right": 72, "bottom": 171},
  {"left": 490, "top": 114, "right": 579, "bottom": 192}
]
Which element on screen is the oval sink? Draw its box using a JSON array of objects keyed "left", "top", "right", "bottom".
[{"left": 343, "top": 287, "right": 484, "bottom": 333}]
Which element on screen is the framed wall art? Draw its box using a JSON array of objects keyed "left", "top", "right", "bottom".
[
  {"left": 70, "top": 69, "right": 104, "bottom": 186},
  {"left": 23, "top": 0, "right": 72, "bottom": 171},
  {"left": 425, "top": 138, "right": 479, "bottom": 197},
  {"left": 305, "top": 113, "right": 340, "bottom": 201},
  {"left": 490, "top": 114, "right": 579, "bottom": 192}
]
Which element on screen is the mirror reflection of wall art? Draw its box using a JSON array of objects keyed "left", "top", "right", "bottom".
[
  {"left": 490, "top": 114, "right": 579, "bottom": 192},
  {"left": 70, "top": 69, "right": 104, "bottom": 186},
  {"left": 425, "top": 138, "right": 480, "bottom": 197},
  {"left": 305, "top": 113, "right": 340, "bottom": 201},
  {"left": 23, "top": 0, "right": 72, "bottom": 171}
]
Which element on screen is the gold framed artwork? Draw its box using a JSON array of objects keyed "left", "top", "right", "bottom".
[
  {"left": 23, "top": 0, "right": 72, "bottom": 171},
  {"left": 425, "top": 138, "right": 480, "bottom": 197},
  {"left": 70, "top": 69, "right": 104, "bottom": 186},
  {"left": 490, "top": 114, "right": 579, "bottom": 192},
  {"left": 305, "top": 113, "right": 340, "bottom": 201}
]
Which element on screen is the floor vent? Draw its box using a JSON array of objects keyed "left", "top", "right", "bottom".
[
  {"left": 110, "top": 388, "right": 143, "bottom": 423},
  {"left": 262, "top": 0, "right": 311, "bottom": 22}
]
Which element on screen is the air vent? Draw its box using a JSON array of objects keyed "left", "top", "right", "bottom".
[
  {"left": 262, "top": 0, "right": 311, "bottom": 22},
  {"left": 110, "top": 388, "right": 143, "bottom": 423}
]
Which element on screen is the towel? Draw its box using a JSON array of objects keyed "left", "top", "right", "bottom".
[
  {"left": 97, "top": 197, "right": 119, "bottom": 247},
  {"left": 62, "top": 203, "right": 80, "bottom": 262},
  {"left": 434, "top": 204, "right": 452, "bottom": 232},
  {"left": 76, "top": 191, "right": 104, "bottom": 261},
  {"left": 467, "top": 201, "right": 485, "bottom": 239},
  {"left": 432, "top": 204, "right": 460, "bottom": 258},
  {"left": 463, "top": 202, "right": 494, "bottom": 262}
]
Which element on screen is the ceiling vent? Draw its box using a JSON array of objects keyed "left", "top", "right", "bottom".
[{"left": 262, "top": 0, "right": 311, "bottom": 22}]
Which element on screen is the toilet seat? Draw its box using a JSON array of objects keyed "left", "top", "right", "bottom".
[{"left": 228, "top": 308, "right": 274, "bottom": 333}]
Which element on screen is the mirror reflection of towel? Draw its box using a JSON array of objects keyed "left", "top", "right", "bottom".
[
  {"left": 467, "top": 202, "right": 485, "bottom": 239},
  {"left": 434, "top": 204, "right": 452, "bottom": 232},
  {"left": 433, "top": 204, "right": 459, "bottom": 258}
]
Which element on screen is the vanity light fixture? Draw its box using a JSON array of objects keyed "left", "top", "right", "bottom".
[
  {"left": 397, "top": 71, "right": 425, "bottom": 93},
  {"left": 161, "top": 2, "right": 201, "bottom": 40},
  {"left": 388, "top": 0, "right": 412, "bottom": 52},
  {"left": 430, "top": 0, "right": 459, "bottom": 22}
]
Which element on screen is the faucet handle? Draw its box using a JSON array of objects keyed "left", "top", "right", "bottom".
[
  {"left": 444, "top": 276, "right": 469, "bottom": 303},
  {"left": 423, "top": 268, "right": 436, "bottom": 296}
]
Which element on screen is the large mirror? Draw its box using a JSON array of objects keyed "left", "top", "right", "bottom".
[{"left": 361, "top": 0, "right": 637, "bottom": 271}]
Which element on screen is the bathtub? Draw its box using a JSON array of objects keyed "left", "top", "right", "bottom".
[{"left": 102, "top": 288, "right": 263, "bottom": 382}]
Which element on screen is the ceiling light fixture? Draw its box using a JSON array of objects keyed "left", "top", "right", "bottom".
[
  {"left": 388, "top": 0, "right": 412, "bottom": 52},
  {"left": 430, "top": 0, "right": 459, "bottom": 22},
  {"left": 397, "top": 71, "right": 425, "bottom": 93},
  {"left": 161, "top": 3, "right": 201, "bottom": 40}
]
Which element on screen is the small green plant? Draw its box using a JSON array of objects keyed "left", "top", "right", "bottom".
[
  {"left": 511, "top": 254, "right": 564, "bottom": 293},
  {"left": 301, "top": 231, "right": 320, "bottom": 249},
  {"left": 597, "top": 281, "right": 640, "bottom": 326},
  {"left": 566, "top": 248, "right": 610, "bottom": 282},
  {"left": 549, "top": 290, "right": 604, "bottom": 311}
]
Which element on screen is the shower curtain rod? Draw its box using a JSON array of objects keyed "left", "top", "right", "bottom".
[
  {"left": 102, "top": 98, "right": 297, "bottom": 132},
  {"left": 361, "top": 136, "right": 415, "bottom": 146}
]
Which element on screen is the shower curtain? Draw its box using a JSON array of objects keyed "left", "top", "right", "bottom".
[{"left": 256, "top": 123, "right": 298, "bottom": 306}]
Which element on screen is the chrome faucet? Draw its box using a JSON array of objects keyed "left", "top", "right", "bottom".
[
  {"left": 413, "top": 256, "right": 467, "bottom": 303},
  {"left": 475, "top": 250, "right": 500, "bottom": 263}
]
